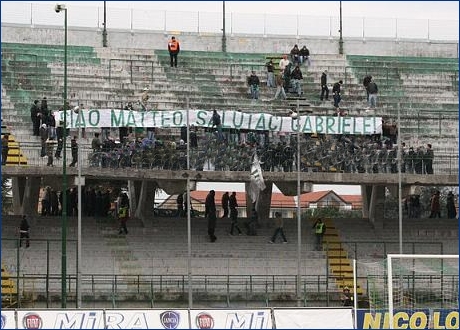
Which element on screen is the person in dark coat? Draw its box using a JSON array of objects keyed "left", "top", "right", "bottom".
[
  {"left": 30, "top": 100, "right": 41, "bottom": 136},
  {"left": 221, "top": 192, "right": 229, "bottom": 219},
  {"left": 69, "top": 136, "right": 78, "bottom": 167},
  {"left": 446, "top": 191, "right": 457, "bottom": 219},
  {"left": 320, "top": 70, "right": 329, "bottom": 101},
  {"left": 19, "top": 215, "right": 30, "bottom": 248},
  {"left": 205, "top": 190, "right": 217, "bottom": 242}
]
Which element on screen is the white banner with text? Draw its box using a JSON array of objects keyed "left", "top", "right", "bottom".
[{"left": 56, "top": 109, "right": 382, "bottom": 135}]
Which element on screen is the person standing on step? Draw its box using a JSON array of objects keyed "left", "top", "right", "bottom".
[
  {"left": 247, "top": 70, "right": 260, "bottom": 100},
  {"left": 320, "top": 70, "right": 329, "bottom": 101},
  {"left": 265, "top": 59, "right": 276, "bottom": 88},
  {"left": 269, "top": 212, "right": 288, "bottom": 244},
  {"left": 229, "top": 192, "right": 242, "bottom": 236},
  {"left": 2, "top": 133, "right": 9, "bottom": 165},
  {"left": 273, "top": 71, "right": 287, "bottom": 101},
  {"left": 30, "top": 100, "right": 41, "bottom": 136},
  {"left": 205, "top": 190, "right": 217, "bottom": 242},
  {"left": 45, "top": 137, "right": 57, "bottom": 167},
  {"left": 19, "top": 215, "right": 30, "bottom": 248},
  {"left": 332, "top": 80, "right": 344, "bottom": 114},
  {"left": 39, "top": 123, "right": 48, "bottom": 158},
  {"left": 363, "top": 75, "right": 372, "bottom": 102},
  {"left": 221, "top": 191, "right": 230, "bottom": 219},
  {"left": 312, "top": 218, "right": 326, "bottom": 250},
  {"left": 168, "top": 36, "right": 180, "bottom": 68},
  {"left": 290, "top": 64, "right": 303, "bottom": 97},
  {"left": 367, "top": 78, "right": 378, "bottom": 110},
  {"left": 279, "top": 54, "right": 290, "bottom": 74},
  {"left": 69, "top": 136, "right": 78, "bottom": 167}
]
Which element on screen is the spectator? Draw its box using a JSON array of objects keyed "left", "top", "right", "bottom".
[
  {"left": 273, "top": 71, "right": 287, "bottom": 101},
  {"left": 19, "top": 215, "right": 30, "bottom": 248},
  {"left": 118, "top": 195, "right": 129, "bottom": 235},
  {"left": 290, "top": 44, "right": 300, "bottom": 65},
  {"left": 54, "top": 120, "right": 64, "bottom": 160},
  {"left": 42, "top": 186, "right": 51, "bottom": 216},
  {"left": 429, "top": 190, "right": 441, "bottom": 218},
  {"left": 39, "top": 124, "right": 48, "bottom": 157},
  {"left": 47, "top": 110, "right": 57, "bottom": 140},
  {"left": 229, "top": 191, "right": 242, "bottom": 236},
  {"left": 2, "top": 134, "right": 9, "bottom": 165},
  {"left": 265, "top": 59, "right": 275, "bottom": 88},
  {"left": 290, "top": 65, "right": 303, "bottom": 97},
  {"left": 40, "top": 97, "right": 49, "bottom": 121},
  {"left": 168, "top": 36, "right": 180, "bottom": 68},
  {"left": 211, "top": 110, "right": 224, "bottom": 141},
  {"left": 279, "top": 54, "right": 290, "bottom": 73},
  {"left": 69, "top": 136, "right": 78, "bottom": 167},
  {"left": 247, "top": 71, "right": 260, "bottom": 100},
  {"left": 332, "top": 80, "right": 343, "bottom": 112},
  {"left": 205, "top": 190, "right": 217, "bottom": 242},
  {"left": 367, "top": 78, "right": 378, "bottom": 110},
  {"left": 269, "top": 211, "right": 288, "bottom": 243},
  {"left": 140, "top": 88, "right": 150, "bottom": 111},
  {"left": 190, "top": 125, "right": 198, "bottom": 148},
  {"left": 341, "top": 287, "right": 354, "bottom": 307},
  {"left": 299, "top": 45, "right": 311, "bottom": 66},
  {"left": 446, "top": 191, "right": 457, "bottom": 219},
  {"left": 221, "top": 191, "right": 230, "bottom": 219},
  {"left": 424, "top": 144, "right": 434, "bottom": 174},
  {"left": 312, "top": 218, "right": 326, "bottom": 250},
  {"left": 320, "top": 70, "right": 329, "bottom": 101},
  {"left": 45, "top": 137, "right": 56, "bottom": 167},
  {"left": 176, "top": 193, "right": 184, "bottom": 217},
  {"left": 30, "top": 100, "right": 41, "bottom": 136},
  {"left": 91, "top": 132, "right": 102, "bottom": 152},
  {"left": 363, "top": 75, "right": 372, "bottom": 102}
]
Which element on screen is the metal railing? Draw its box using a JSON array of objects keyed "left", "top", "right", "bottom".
[
  {"left": 1, "top": 2, "right": 458, "bottom": 41},
  {"left": 7, "top": 140, "right": 459, "bottom": 175}
]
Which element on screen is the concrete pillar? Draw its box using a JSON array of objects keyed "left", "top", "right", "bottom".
[
  {"left": 244, "top": 182, "right": 273, "bottom": 223},
  {"left": 135, "top": 181, "right": 158, "bottom": 224},
  {"left": 361, "top": 184, "right": 372, "bottom": 219},
  {"left": 368, "top": 185, "right": 385, "bottom": 230},
  {"left": 11, "top": 177, "right": 26, "bottom": 215},
  {"left": 127, "top": 179, "right": 141, "bottom": 219},
  {"left": 257, "top": 181, "right": 273, "bottom": 222},
  {"left": 19, "top": 177, "right": 41, "bottom": 216}
]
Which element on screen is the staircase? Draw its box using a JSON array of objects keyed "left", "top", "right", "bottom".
[{"left": 321, "top": 218, "right": 364, "bottom": 296}]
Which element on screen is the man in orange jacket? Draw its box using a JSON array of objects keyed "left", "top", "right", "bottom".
[{"left": 168, "top": 36, "right": 180, "bottom": 67}]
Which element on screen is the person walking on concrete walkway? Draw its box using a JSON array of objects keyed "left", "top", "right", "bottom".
[
  {"left": 269, "top": 212, "right": 287, "bottom": 243},
  {"left": 205, "top": 190, "right": 217, "bottom": 242}
]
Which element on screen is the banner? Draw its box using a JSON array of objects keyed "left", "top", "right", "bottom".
[
  {"left": 55, "top": 109, "right": 382, "bottom": 135},
  {"left": 273, "top": 308, "right": 354, "bottom": 329},
  {"left": 356, "top": 309, "right": 459, "bottom": 329},
  {"left": 189, "top": 309, "right": 272, "bottom": 329}
]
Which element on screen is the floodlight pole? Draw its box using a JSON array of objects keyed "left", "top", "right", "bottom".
[
  {"left": 56, "top": 3, "right": 68, "bottom": 308},
  {"left": 222, "top": 1, "right": 227, "bottom": 52},
  {"left": 186, "top": 97, "right": 193, "bottom": 309},
  {"left": 102, "top": 1, "right": 108, "bottom": 47},
  {"left": 296, "top": 100, "right": 302, "bottom": 306},
  {"left": 339, "top": 1, "right": 344, "bottom": 55}
]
